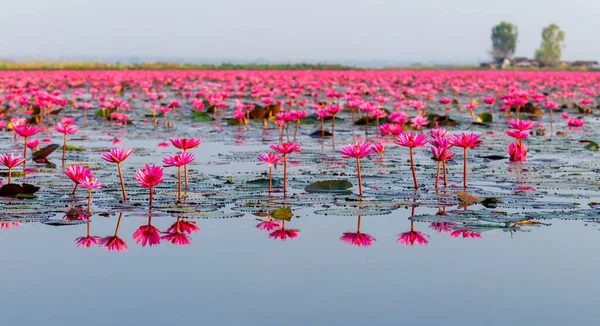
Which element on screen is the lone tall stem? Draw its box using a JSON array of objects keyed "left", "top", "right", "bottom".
[
  {"left": 356, "top": 157, "right": 363, "bottom": 196},
  {"left": 62, "top": 134, "right": 67, "bottom": 163},
  {"left": 409, "top": 147, "right": 418, "bottom": 189},
  {"left": 321, "top": 119, "right": 325, "bottom": 137},
  {"left": 435, "top": 161, "right": 441, "bottom": 188},
  {"left": 443, "top": 161, "right": 448, "bottom": 187},
  {"left": 23, "top": 136, "right": 28, "bottom": 174},
  {"left": 331, "top": 116, "right": 336, "bottom": 136},
  {"left": 177, "top": 166, "right": 182, "bottom": 201},
  {"left": 72, "top": 183, "right": 78, "bottom": 196},
  {"left": 183, "top": 149, "right": 189, "bottom": 188},
  {"left": 463, "top": 148, "right": 468, "bottom": 188},
  {"left": 357, "top": 215, "right": 362, "bottom": 233},
  {"left": 117, "top": 163, "right": 127, "bottom": 201},
  {"left": 114, "top": 212, "right": 123, "bottom": 236},
  {"left": 268, "top": 165, "right": 273, "bottom": 193},
  {"left": 149, "top": 187, "right": 153, "bottom": 208},
  {"left": 8, "top": 167, "right": 11, "bottom": 184},
  {"left": 283, "top": 154, "right": 288, "bottom": 194},
  {"left": 87, "top": 189, "right": 92, "bottom": 215}
]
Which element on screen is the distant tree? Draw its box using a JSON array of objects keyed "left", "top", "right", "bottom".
[
  {"left": 535, "top": 24, "right": 566, "bottom": 67},
  {"left": 490, "top": 22, "right": 518, "bottom": 60}
]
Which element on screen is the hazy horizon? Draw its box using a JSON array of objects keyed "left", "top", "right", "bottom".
[{"left": 1, "top": 0, "right": 599, "bottom": 65}]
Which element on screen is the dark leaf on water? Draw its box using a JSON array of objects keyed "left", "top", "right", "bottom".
[
  {"left": 305, "top": 180, "right": 353, "bottom": 193},
  {"left": 32, "top": 144, "right": 59, "bottom": 162},
  {"left": 271, "top": 207, "right": 294, "bottom": 221}
]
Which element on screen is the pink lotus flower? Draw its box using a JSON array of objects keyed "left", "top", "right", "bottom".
[
  {"left": 395, "top": 132, "right": 428, "bottom": 148},
  {"left": 258, "top": 152, "right": 283, "bottom": 193},
  {"left": 136, "top": 164, "right": 164, "bottom": 208},
  {"left": 169, "top": 138, "right": 203, "bottom": 150},
  {"left": 101, "top": 236, "right": 129, "bottom": 251},
  {"left": 398, "top": 231, "right": 430, "bottom": 246},
  {"left": 163, "top": 152, "right": 195, "bottom": 167},
  {"left": 54, "top": 123, "right": 79, "bottom": 135},
  {"left": 339, "top": 142, "right": 374, "bottom": 195},
  {"left": 483, "top": 97, "right": 496, "bottom": 105},
  {"left": 270, "top": 142, "right": 302, "bottom": 155},
  {"left": 340, "top": 232, "right": 376, "bottom": 247},
  {"left": 256, "top": 219, "right": 281, "bottom": 231},
  {"left": 505, "top": 129, "right": 529, "bottom": 140},
  {"left": 167, "top": 219, "right": 200, "bottom": 234},
  {"left": 410, "top": 115, "right": 428, "bottom": 129},
  {"left": 439, "top": 97, "right": 452, "bottom": 105},
  {"left": 101, "top": 147, "right": 133, "bottom": 163},
  {"left": 269, "top": 143, "right": 301, "bottom": 194},
  {"left": 449, "top": 133, "right": 481, "bottom": 188},
  {"left": 0, "top": 153, "right": 25, "bottom": 184},
  {"left": 567, "top": 118, "right": 585, "bottom": 127},
  {"left": 370, "top": 141, "right": 385, "bottom": 159},
  {"left": 26, "top": 138, "right": 40, "bottom": 151},
  {"left": 13, "top": 124, "right": 41, "bottom": 138},
  {"left": 76, "top": 236, "right": 102, "bottom": 248},
  {"left": 269, "top": 228, "right": 300, "bottom": 241},
  {"left": 507, "top": 119, "right": 535, "bottom": 131},
  {"left": 13, "top": 124, "right": 41, "bottom": 174},
  {"left": 450, "top": 230, "right": 482, "bottom": 239},
  {"left": 388, "top": 112, "right": 408, "bottom": 124},
  {"left": 508, "top": 143, "right": 528, "bottom": 162},
  {"left": 396, "top": 132, "right": 428, "bottom": 189},
  {"left": 133, "top": 224, "right": 161, "bottom": 247},
  {"left": 64, "top": 164, "right": 93, "bottom": 195},
  {"left": 161, "top": 232, "right": 191, "bottom": 246},
  {"left": 379, "top": 123, "right": 404, "bottom": 136}
]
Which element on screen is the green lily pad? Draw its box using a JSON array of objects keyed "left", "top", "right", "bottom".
[
  {"left": 192, "top": 111, "right": 214, "bottom": 122},
  {"left": 477, "top": 112, "right": 493, "bottom": 123},
  {"left": 271, "top": 207, "right": 294, "bottom": 221},
  {"left": 305, "top": 180, "right": 353, "bottom": 193}
]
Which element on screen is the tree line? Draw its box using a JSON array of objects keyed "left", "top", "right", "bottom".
[{"left": 491, "top": 21, "right": 566, "bottom": 66}]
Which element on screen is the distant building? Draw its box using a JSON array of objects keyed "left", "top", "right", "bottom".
[
  {"left": 511, "top": 57, "right": 539, "bottom": 68},
  {"left": 571, "top": 60, "right": 599, "bottom": 68}
]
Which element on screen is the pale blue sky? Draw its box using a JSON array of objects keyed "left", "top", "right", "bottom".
[{"left": 1, "top": 0, "right": 598, "bottom": 64}]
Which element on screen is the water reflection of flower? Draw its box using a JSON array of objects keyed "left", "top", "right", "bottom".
[
  {"left": 269, "top": 220, "right": 299, "bottom": 241},
  {"left": 0, "top": 222, "right": 19, "bottom": 230},
  {"left": 398, "top": 221, "right": 430, "bottom": 246},
  {"left": 450, "top": 230, "right": 482, "bottom": 239},
  {"left": 340, "top": 216, "right": 376, "bottom": 247},
  {"left": 133, "top": 216, "right": 161, "bottom": 247},
  {"left": 256, "top": 216, "right": 281, "bottom": 231},
  {"left": 429, "top": 222, "right": 455, "bottom": 234},
  {"left": 101, "top": 212, "right": 128, "bottom": 252},
  {"left": 75, "top": 217, "right": 101, "bottom": 248},
  {"left": 161, "top": 218, "right": 193, "bottom": 246}
]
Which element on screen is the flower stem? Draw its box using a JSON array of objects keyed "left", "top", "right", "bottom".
[
  {"left": 87, "top": 189, "right": 92, "bottom": 216},
  {"left": 8, "top": 167, "right": 11, "bottom": 184},
  {"left": 283, "top": 154, "right": 287, "bottom": 194},
  {"left": 435, "top": 161, "right": 440, "bottom": 188},
  {"left": 23, "top": 137, "right": 27, "bottom": 174},
  {"left": 149, "top": 187, "right": 153, "bottom": 208},
  {"left": 72, "top": 183, "right": 78, "bottom": 196},
  {"left": 410, "top": 147, "right": 418, "bottom": 189},
  {"left": 117, "top": 163, "right": 127, "bottom": 201},
  {"left": 177, "top": 166, "right": 182, "bottom": 201},
  {"left": 463, "top": 148, "right": 468, "bottom": 188},
  {"left": 356, "top": 157, "right": 363, "bottom": 196},
  {"left": 269, "top": 165, "right": 273, "bottom": 194}
]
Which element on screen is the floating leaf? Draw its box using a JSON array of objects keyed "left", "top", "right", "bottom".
[
  {"left": 584, "top": 141, "right": 599, "bottom": 151},
  {"left": 458, "top": 192, "right": 481, "bottom": 203},
  {"left": 271, "top": 207, "right": 294, "bottom": 221},
  {"left": 477, "top": 112, "right": 493, "bottom": 123},
  {"left": 481, "top": 197, "right": 502, "bottom": 208},
  {"left": 305, "top": 180, "right": 353, "bottom": 193},
  {"left": 192, "top": 111, "right": 213, "bottom": 122}
]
